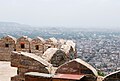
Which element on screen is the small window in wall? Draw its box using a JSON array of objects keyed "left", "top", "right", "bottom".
[
  {"left": 29, "top": 50, "right": 31, "bottom": 53},
  {"left": 5, "top": 43, "right": 9, "bottom": 47},
  {"left": 21, "top": 44, "right": 25, "bottom": 48},
  {"left": 48, "top": 46, "right": 51, "bottom": 48},
  {"left": 17, "top": 69, "right": 19, "bottom": 74},
  {"left": 35, "top": 45, "right": 39, "bottom": 50},
  {"left": 14, "top": 49, "right": 16, "bottom": 51}
]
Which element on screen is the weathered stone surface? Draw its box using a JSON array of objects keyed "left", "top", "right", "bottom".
[
  {"left": 60, "top": 40, "right": 77, "bottom": 60},
  {"left": 0, "top": 35, "right": 76, "bottom": 62},
  {"left": 25, "top": 72, "right": 53, "bottom": 81},
  {"left": 11, "top": 51, "right": 53, "bottom": 81},
  {"left": 11, "top": 75, "right": 25, "bottom": 81},
  {"left": 56, "top": 58, "right": 98, "bottom": 76},
  {"left": 16, "top": 36, "right": 32, "bottom": 53},
  {"left": 11, "top": 51, "right": 52, "bottom": 72},
  {"left": 0, "top": 35, "right": 16, "bottom": 61},
  {"left": 0, "top": 35, "right": 77, "bottom": 81},
  {"left": 44, "top": 37, "right": 58, "bottom": 51},
  {"left": 103, "top": 70, "right": 120, "bottom": 81},
  {"left": 42, "top": 48, "right": 68, "bottom": 67},
  {"left": 31, "top": 37, "right": 45, "bottom": 56}
]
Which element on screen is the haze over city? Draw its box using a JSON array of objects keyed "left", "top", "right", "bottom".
[
  {"left": 0, "top": 0, "right": 120, "bottom": 28},
  {"left": 0, "top": 0, "right": 120, "bottom": 81}
]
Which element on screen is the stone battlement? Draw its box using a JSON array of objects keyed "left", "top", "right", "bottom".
[{"left": 0, "top": 35, "right": 77, "bottom": 61}]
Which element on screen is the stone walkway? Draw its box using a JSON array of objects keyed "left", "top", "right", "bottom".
[{"left": 0, "top": 61, "right": 17, "bottom": 81}]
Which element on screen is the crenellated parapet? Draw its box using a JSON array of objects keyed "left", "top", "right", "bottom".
[
  {"left": 0, "top": 35, "right": 16, "bottom": 61},
  {"left": 0, "top": 35, "right": 76, "bottom": 61}
]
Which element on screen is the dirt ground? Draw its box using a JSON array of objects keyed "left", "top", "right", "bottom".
[{"left": 0, "top": 61, "right": 17, "bottom": 81}]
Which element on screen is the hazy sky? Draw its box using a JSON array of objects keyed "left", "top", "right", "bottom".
[{"left": 0, "top": 0, "right": 120, "bottom": 28}]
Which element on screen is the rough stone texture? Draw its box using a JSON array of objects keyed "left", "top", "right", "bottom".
[
  {"left": 25, "top": 73, "right": 97, "bottom": 81},
  {"left": 25, "top": 75, "right": 52, "bottom": 81},
  {"left": 103, "top": 71, "right": 120, "bottom": 81},
  {"left": 31, "top": 37, "right": 45, "bottom": 56},
  {"left": 25, "top": 72, "right": 53, "bottom": 81},
  {"left": 52, "top": 59, "right": 98, "bottom": 81},
  {"left": 0, "top": 35, "right": 77, "bottom": 81},
  {"left": 57, "top": 39, "right": 66, "bottom": 48},
  {"left": 56, "top": 59, "right": 97, "bottom": 75},
  {"left": 65, "top": 40, "right": 77, "bottom": 58},
  {"left": 61, "top": 45, "right": 77, "bottom": 60},
  {"left": 11, "top": 52, "right": 52, "bottom": 72},
  {"left": 0, "top": 35, "right": 16, "bottom": 61},
  {"left": 16, "top": 36, "right": 32, "bottom": 53},
  {"left": 42, "top": 48, "right": 68, "bottom": 67},
  {"left": 0, "top": 35, "right": 76, "bottom": 62},
  {"left": 44, "top": 37, "right": 58, "bottom": 52},
  {"left": 11, "top": 75, "right": 25, "bottom": 81},
  {"left": 11, "top": 51, "right": 52, "bottom": 81},
  {"left": 79, "top": 75, "right": 97, "bottom": 81},
  {"left": 56, "top": 61, "right": 94, "bottom": 75},
  {"left": 56, "top": 58, "right": 98, "bottom": 81}
]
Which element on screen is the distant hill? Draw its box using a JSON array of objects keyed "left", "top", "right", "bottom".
[
  {"left": 0, "top": 22, "right": 120, "bottom": 39},
  {"left": 0, "top": 22, "right": 23, "bottom": 27},
  {"left": 0, "top": 22, "right": 65, "bottom": 38},
  {"left": 0, "top": 22, "right": 31, "bottom": 29},
  {"left": 0, "top": 22, "right": 34, "bottom": 37}
]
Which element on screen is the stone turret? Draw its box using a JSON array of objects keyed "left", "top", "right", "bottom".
[
  {"left": 0, "top": 35, "right": 16, "bottom": 61},
  {"left": 31, "top": 36, "right": 45, "bottom": 56},
  {"left": 42, "top": 48, "right": 68, "bottom": 67},
  {"left": 11, "top": 51, "right": 53, "bottom": 81},
  {"left": 0, "top": 35, "right": 76, "bottom": 62},
  {"left": 44, "top": 37, "right": 58, "bottom": 51},
  {"left": 16, "top": 36, "right": 32, "bottom": 53}
]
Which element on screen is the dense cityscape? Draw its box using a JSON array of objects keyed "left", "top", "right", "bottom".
[{"left": 0, "top": 22, "right": 120, "bottom": 75}]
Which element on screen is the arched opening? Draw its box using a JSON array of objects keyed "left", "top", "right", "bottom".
[
  {"left": 5, "top": 43, "right": 9, "bottom": 47},
  {"left": 21, "top": 44, "right": 25, "bottom": 48},
  {"left": 35, "top": 45, "right": 39, "bottom": 50}
]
